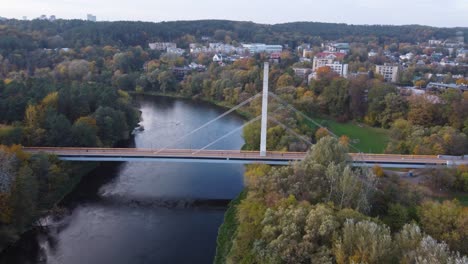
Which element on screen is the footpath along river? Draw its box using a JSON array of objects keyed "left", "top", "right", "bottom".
[{"left": 0, "top": 95, "right": 245, "bottom": 264}]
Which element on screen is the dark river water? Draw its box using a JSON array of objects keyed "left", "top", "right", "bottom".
[{"left": 0, "top": 95, "right": 245, "bottom": 264}]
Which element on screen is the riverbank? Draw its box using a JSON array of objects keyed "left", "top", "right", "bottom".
[
  {"left": 214, "top": 191, "right": 245, "bottom": 264},
  {"left": 0, "top": 161, "right": 99, "bottom": 254}
]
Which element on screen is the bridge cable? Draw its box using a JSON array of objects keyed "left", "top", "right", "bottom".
[
  {"left": 267, "top": 116, "right": 313, "bottom": 146},
  {"left": 155, "top": 93, "right": 262, "bottom": 153},
  {"left": 268, "top": 92, "right": 362, "bottom": 153},
  {"left": 268, "top": 92, "right": 374, "bottom": 173},
  {"left": 192, "top": 115, "right": 262, "bottom": 154}
]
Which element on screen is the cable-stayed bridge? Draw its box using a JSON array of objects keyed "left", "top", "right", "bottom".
[
  {"left": 21, "top": 62, "right": 468, "bottom": 168},
  {"left": 20, "top": 147, "right": 467, "bottom": 168}
]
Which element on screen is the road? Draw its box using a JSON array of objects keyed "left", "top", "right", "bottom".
[{"left": 20, "top": 147, "right": 467, "bottom": 168}]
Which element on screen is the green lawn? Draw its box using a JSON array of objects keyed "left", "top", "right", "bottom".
[
  {"left": 454, "top": 194, "right": 468, "bottom": 206},
  {"left": 305, "top": 117, "right": 390, "bottom": 153},
  {"left": 435, "top": 193, "right": 468, "bottom": 207}
]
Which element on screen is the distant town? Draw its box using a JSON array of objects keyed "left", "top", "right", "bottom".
[{"left": 145, "top": 30, "right": 467, "bottom": 96}]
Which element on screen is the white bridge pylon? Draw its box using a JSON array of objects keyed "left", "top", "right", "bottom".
[{"left": 260, "top": 62, "right": 269, "bottom": 156}]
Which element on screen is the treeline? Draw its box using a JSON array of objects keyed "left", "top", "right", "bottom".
[
  {"left": 216, "top": 137, "right": 468, "bottom": 263},
  {"left": 0, "top": 19, "right": 465, "bottom": 52},
  {"left": 0, "top": 79, "right": 139, "bottom": 147}
]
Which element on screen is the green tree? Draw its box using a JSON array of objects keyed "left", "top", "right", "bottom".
[
  {"left": 418, "top": 200, "right": 468, "bottom": 254},
  {"left": 11, "top": 165, "right": 38, "bottom": 229}
]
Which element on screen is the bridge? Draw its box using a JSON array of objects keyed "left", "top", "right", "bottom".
[
  {"left": 21, "top": 62, "right": 467, "bottom": 168},
  {"left": 21, "top": 147, "right": 467, "bottom": 168}
]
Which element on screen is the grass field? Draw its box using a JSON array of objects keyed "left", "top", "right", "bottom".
[
  {"left": 305, "top": 117, "right": 390, "bottom": 153},
  {"left": 454, "top": 194, "right": 468, "bottom": 206}
]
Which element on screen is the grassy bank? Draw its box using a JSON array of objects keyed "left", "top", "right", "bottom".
[
  {"left": 306, "top": 117, "right": 390, "bottom": 153},
  {"left": 214, "top": 191, "right": 246, "bottom": 264}
]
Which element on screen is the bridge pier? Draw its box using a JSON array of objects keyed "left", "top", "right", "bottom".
[{"left": 260, "top": 62, "right": 269, "bottom": 157}]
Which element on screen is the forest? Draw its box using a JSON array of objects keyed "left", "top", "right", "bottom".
[{"left": 215, "top": 138, "right": 468, "bottom": 264}]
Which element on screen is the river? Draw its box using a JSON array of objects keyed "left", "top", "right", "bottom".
[{"left": 0, "top": 95, "right": 246, "bottom": 264}]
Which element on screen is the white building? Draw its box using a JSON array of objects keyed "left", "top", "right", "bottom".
[
  {"left": 312, "top": 53, "right": 346, "bottom": 71},
  {"left": 399, "top": 53, "right": 415, "bottom": 61},
  {"left": 148, "top": 42, "right": 177, "bottom": 51},
  {"left": 242, "top": 43, "right": 283, "bottom": 54},
  {"left": 428, "top": 39, "right": 443, "bottom": 46},
  {"left": 293, "top": 68, "right": 311, "bottom": 78},
  {"left": 308, "top": 62, "right": 349, "bottom": 81},
  {"left": 457, "top": 49, "right": 468, "bottom": 59},
  {"left": 375, "top": 64, "right": 400, "bottom": 83},
  {"left": 368, "top": 50, "right": 378, "bottom": 57},
  {"left": 323, "top": 43, "right": 350, "bottom": 54},
  {"left": 87, "top": 14, "right": 96, "bottom": 22},
  {"left": 166, "top": 47, "right": 185, "bottom": 56},
  {"left": 213, "top": 54, "right": 226, "bottom": 62}
]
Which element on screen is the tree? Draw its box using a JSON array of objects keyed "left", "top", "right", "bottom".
[
  {"left": 276, "top": 73, "right": 294, "bottom": 88},
  {"left": 366, "top": 82, "right": 398, "bottom": 126},
  {"left": 94, "top": 106, "right": 129, "bottom": 147},
  {"left": 308, "top": 136, "right": 349, "bottom": 167},
  {"left": 333, "top": 220, "right": 393, "bottom": 264},
  {"left": 418, "top": 200, "right": 468, "bottom": 254},
  {"left": 0, "top": 148, "right": 16, "bottom": 194},
  {"left": 71, "top": 116, "right": 99, "bottom": 147},
  {"left": 254, "top": 201, "right": 340, "bottom": 264},
  {"left": 158, "top": 71, "right": 176, "bottom": 93},
  {"left": 379, "top": 93, "right": 407, "bottom": 128},
  {"left": 407, "top": 95, "right": 437, "bottom": 127},
  {"left": 320, "top": 78, "right": 350, "bottom": 119},
  {"left": 68, "top": 59, "right": 90, "bottom": 80},
  {"left": 315, "top": 127, "right": 330, "bottom": 141},
  {"left": 11, "top": 165, "right": 38, "bottom": 229},
  {"left": 44, "top": 111, "right": 72, "bottom": 146}
]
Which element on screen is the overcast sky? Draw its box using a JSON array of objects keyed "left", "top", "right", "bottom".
[{"left": 1, "top": 0, "right": 467, "bottom": 27}]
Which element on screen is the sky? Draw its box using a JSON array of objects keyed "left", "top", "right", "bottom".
[{"left": 1, "top": 0, "right": 467, "bottom": 27}]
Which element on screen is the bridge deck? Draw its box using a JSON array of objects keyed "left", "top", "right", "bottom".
[{"left": 21, "top": 147, "right": 466, "bottom": 168}]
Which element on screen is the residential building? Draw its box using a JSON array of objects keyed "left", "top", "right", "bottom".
[
  {"left": 368, "top": 50, "right": 378, "bottom": 57},
  {"left": 188, "top": 62, "right": 206, "bottom": 72},
  {"left": 312, "top": 52, "right": 346, "bottom": 71},
  {"left": 323, "top": 42, "right": 350, "bottom": 54},
  {"left": 213, "top": 54, "right": 226, "bottom": 62},
  {"left": 375, "top": 64, "right": 400, "bottom": 83},
  {"left": 428, "top": 39, "right": 443, "bottom": 46},
  {"left": 166, "top": 47, "right": 185, "bottom": 56},
  {"left": 269, "top": 52, "right": 281, "bottom": 60},
  {"left": 457, "top": 49, "right": 468, "bottom": 59},
  {"left": 327, "top": 62, "right": 349, "bottom": 77},
  {"left": 399, "top": 53, "right": 415, "bottom": 61},
  {"left": 293, "top": 68, "right": 312, "bottom": 78},
  {"left": 303, "top": 48, "right": 313, "bottom": 58},
  {"left": 148, "top": 42, "right": 177, "bottom": 51},
  {"left": 0, "top": 17, "right": 7, "bottom": 21},
  {"left": 87, "top": 14, "right": 96, "bottom": 22}
]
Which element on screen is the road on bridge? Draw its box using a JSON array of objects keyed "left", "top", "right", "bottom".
[{"left": 21, "top": 147, "right": 467, "bottom": 168}]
